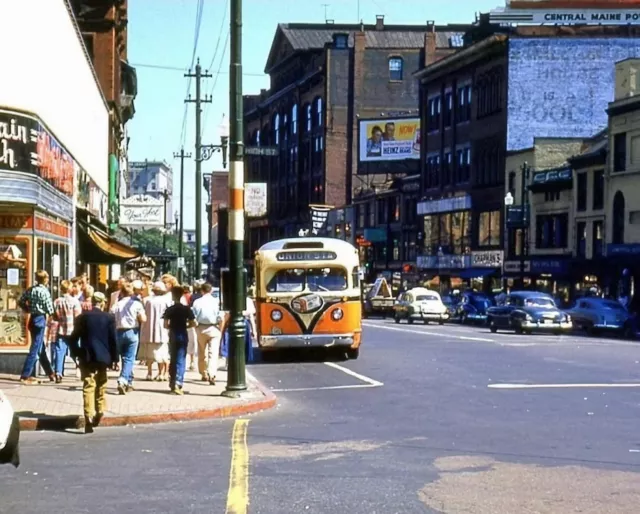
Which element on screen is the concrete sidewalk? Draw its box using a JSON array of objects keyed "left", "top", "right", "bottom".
[{"left": 0, "top": 363, "right": 276, "bottom": 431}]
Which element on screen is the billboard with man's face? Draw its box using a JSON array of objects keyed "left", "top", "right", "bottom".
[{"left": 358, "top": 118, "right": 420, "bottom": 163}]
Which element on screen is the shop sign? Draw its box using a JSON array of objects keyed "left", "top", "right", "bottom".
[
  {"left": 471, "top": 250, "right": 504, "bottom": 268},
  {"left": 0, "top": 215, "right": 33, "bottom": 230},
  {"left": 34, "top": 214, "right": 71, "bottom": 239},
  {"left": 417, "top": 254, "right": 470, "bottom": 269},
  {"left": 530, "top": 258, "right": 569, "bottom": 274},
  {"left": 607, "top": 243, "right": 640, "bottom": 256},
  {"left": 0, "top": 109, "right": 75, "bottom": 197},
  {"left": 417, "top": 195, "right": 472, "bottom": 216},
  {"left": 119, "top": 194, "right": 164, "bottom": 227},
  {"left": 77, "top": 170, "right": 108, "bottom": 225},
  {"left": 532, "top": 168, "right": 572, "bottom": 185},
  {"left": 490, "top": 7, "right": 640, "bottom": 25},
  {"left": 503, "top": 260, "right": 531, "bottom": 273}
]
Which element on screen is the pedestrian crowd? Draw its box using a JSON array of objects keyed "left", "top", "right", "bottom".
[{"left": 16, "top": 270, "right": 257, "bottom": 433}]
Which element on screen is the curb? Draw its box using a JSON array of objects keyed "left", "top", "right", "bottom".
[{"left": 17, "top": 377, "right": 277, "bottom": 432}]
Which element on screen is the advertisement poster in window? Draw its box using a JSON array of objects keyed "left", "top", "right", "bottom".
[
  {"left": 0, "top": 238, "right": 29, "bottom": 351},
  {"left": 358, "top": 118, "right": 420, "bottom": 162}
]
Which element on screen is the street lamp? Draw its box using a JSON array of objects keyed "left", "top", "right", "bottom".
[{"left": 195, "top": 114, "right": 229, "bottom": 279}]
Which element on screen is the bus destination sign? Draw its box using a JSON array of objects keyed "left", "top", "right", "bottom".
[{"left": 276, "top": 251, "right": 337, "bottom": 262}]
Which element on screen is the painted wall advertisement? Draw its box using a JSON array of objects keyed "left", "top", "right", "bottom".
[
  {"left": 119, "top": 194, "right": 164, "bottom": 227},
  {"left": 0, "top": 108, "right": 75, "bottom": 196},
  {"left": 507, "top": 38, "right": 640, "bottom": 151},
  {"left": 359, "top": 118, "right": 420, "bottom": 162}
]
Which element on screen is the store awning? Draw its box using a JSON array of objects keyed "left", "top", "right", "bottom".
[
  {"left": 457, "top": 268, "right": 498, "bottom": 280},
  {"left": 77, "top": 224, "right": 139, "bottom": 263}
]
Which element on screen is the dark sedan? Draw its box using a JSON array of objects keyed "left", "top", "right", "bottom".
[
  {"left": 456, "top": 292, "right": 494, "bottom": 325},
  {"left": 486, "top": 291, "right": 572, "bottom": 335}
]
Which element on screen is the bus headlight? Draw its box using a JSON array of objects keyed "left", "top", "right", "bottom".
[
  {"left": 271, "top": 309, "right": 283, "bottom": 322},
  {"left": 331, "top": 308, "right": 344, "bottom": 321}
]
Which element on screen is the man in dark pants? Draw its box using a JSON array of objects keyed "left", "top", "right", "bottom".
[
  {"left": 163, "top": 286, "right": 196, "bottom": 395},
  {"left": 68, "top": 292, "right": 118, "bottom": 434},
  {"left": 18, "top": 270, "right": 55, "bottom": 384}
]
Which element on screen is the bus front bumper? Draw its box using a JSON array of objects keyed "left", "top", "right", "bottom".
[{"left": 260, "top": 334, "right": 355, "bottom": 349}]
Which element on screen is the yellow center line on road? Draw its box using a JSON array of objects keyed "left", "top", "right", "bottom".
[{"left": 225, "top": 419, "right": 250, "bottom": 514}]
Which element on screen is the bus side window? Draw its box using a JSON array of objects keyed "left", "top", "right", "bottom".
[{"left": 352, "top": 267, "right": 360, "bottom": 288}]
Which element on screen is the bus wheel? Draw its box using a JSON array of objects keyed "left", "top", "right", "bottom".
[{"left": 346, "top": 348, "right": 360, "bottom": 360}]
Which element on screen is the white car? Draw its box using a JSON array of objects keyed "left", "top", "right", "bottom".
[{"left": 393, "top": 288, "right": 449, "bottom": 325}]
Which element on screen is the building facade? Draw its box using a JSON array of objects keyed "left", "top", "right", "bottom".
[
  {"left": 416, "top": 20, "right": 640, "bottom": 293},
  {"left": 244, "top": 17, "right": 471, "bottom": 261},
  {"left": 0, "top": 0, "right": 113, "bottom": 370}
]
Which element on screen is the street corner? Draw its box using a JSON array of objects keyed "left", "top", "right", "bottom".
[{"left": 10, "top": 371, "right": 277, "bottom": 432}]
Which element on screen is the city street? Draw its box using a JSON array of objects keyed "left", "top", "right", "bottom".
[{"left": 2, "top": 322, "right": 640, "bottom": 513}]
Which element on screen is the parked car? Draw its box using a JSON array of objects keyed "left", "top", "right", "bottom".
[
  {"left": 455, "top": 291, "right": 494, "bottom": 325},
  {"left": 441, "top": 294, "right": 459, "bottom": 318},
  {"left": 394, "top": 287, "right": 449, "bottom": 325},
  {"left": 565, "top": 297, "right": 630, "bottom": 335},
  {"left": 486, "top": 291, "right": 572, "bottom": 335}
]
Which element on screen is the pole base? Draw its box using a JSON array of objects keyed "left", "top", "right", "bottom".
[{"left": 221, "top": 387, "right": 251, "bottom": 399}]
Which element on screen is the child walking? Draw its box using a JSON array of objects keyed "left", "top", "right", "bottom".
[{"left": 163, "top": 286, "right": 196, "bottom": 395}]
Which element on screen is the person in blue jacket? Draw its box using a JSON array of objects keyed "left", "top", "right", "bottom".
[{"left": 220, "top": 289, "right": 256, "bottom": 364}]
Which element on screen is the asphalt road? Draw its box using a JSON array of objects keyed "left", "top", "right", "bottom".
[{"left": 2, "top": 321, "right": 640, "bottom": 513}]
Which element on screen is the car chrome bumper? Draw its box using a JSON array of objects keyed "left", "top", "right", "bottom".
[
  {"left": 522, "top": 321, "right": 573, "bottom": 330},
  {"left": 259, "top": 334, "right": 355, "bottom": 349},
  {"left": 592, "top": 323, "right": 624, "bottom": 330},
  {"left": 410, "top": 312, "right": 449, "bottom": 321},
  {"left": 465, "top": 314, "right": 487, "bottom": 320}
]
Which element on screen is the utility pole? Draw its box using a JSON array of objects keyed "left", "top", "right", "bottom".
[
  {"left": 223, "top": 0, "right": 248, "bottom": 396},
  {"left": 173, "top": 147, "right": 191, "bottom": 283},
  {"left": 185, "top": 60, "right": 212, "bottom": 280}
]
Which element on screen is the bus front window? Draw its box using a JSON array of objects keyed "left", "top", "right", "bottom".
[{"left": 267, "top": 268, "right": 348, "bottom": 293}]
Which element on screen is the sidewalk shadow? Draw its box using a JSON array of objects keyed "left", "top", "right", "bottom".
[{"left": 16, "top": 410, "right": 83, "bottom": 433}]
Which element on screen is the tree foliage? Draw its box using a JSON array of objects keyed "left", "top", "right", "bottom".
[{"left": 131, "top": 228, "right": 194, "bottom": 257}]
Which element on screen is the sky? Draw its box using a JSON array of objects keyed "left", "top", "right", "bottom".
[{"left": 127, "top": 0, "right": 503, "bottom": 238}]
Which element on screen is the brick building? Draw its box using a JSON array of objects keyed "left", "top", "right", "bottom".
[
  {"left": 415, "top": 18, "right": 640, "bottom": 293},
  {"left": 71, "top": 0, "right": 137, "bottom": 230},
  {"left": 244, "top": 17, "right": 471, "bottom": 258}
]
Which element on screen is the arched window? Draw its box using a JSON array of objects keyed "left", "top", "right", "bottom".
[
  {"left": 613, "top": 190, "right": 625, "bottom": 244},
  {"left": 315, "top": 97, "right": 323, "bottom": 127},
  {"left": 291, "top": 104, "right": 298, "bottom": 135},
  {"left": 389, "top": 57, "right": 403, "bottom": 81},
  {"left": 273, "top": 113, "right": 280, "bottom": 145},
  {"left": 283, "top": 113, "right": 289, "bottom": 144},
  {"left": 305, "top": 103, "right": 312, "bottom": 132},
  {"left": 254, "top": 129, "right": 260, "bottom": 146}
]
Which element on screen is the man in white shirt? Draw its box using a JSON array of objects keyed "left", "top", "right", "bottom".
[
  {"left": 110, "top": 283, "right": 147, "bottom": 394},
  {"left": 109, "top": 277, "right": 128, "bottom": 310},
  {"left": 191, "top": 283, "right": 222, "bottom": 385}
]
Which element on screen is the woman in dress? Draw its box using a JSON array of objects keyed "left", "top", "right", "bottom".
[{"left": 139, "top": 281, "right": 172, "bottom": 381}]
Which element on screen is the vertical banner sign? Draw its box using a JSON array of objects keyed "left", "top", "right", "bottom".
[{"left": 309, "top": 204, "right": 332, "bottom": 235}]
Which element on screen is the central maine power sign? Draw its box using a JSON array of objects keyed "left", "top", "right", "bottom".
[{"left": 507, "top": 38, "right": 640, "bottom": 151}]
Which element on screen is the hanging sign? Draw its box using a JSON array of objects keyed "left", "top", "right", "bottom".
[
  {"left": 309, "top": 204, "right": 332, "bottom": 235},
  {"left": 119, "top": 194, "right": 164, "bottom": 227}
]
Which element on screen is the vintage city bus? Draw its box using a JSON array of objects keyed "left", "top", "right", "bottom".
[{"left": 254, "top": 237, "right": 362, "bottom": 359}]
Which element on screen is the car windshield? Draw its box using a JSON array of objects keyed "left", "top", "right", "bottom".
[
  {"left": 416, "top": 294, "right": 439, "bottom": 302},
  {"left": 267, "top": 268, "right": 348, "bottom": 293},
  {"left": 524, "top": 297, "right": 556, "bottom": 308}
]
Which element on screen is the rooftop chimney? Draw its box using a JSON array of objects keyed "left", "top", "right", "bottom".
[{"left": 375, "top": 14, "right": 384, "bottom": 31}]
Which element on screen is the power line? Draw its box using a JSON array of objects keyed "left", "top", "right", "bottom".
[
  {"left": 131, "top": 62, "right": 265, "bottom": 77},
  {"left": 202, "top": 0, "right": 230, "bottom": 129},
  {"left": 203, "top": 29, "right": 230, "bottom": 137},
  {"left": 180, "top": 0, "right": 205, "bottom": 147}
]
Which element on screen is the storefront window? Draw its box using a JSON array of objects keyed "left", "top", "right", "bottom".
[
  {"left": 439, "top": 213, "right": 451, "bottom": 250},
  {"left": 0, "top": 238, "right": 29, "bottom": 349},
  {"left": 423, "top": 212, "right": 471, "bottom": 254}
]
